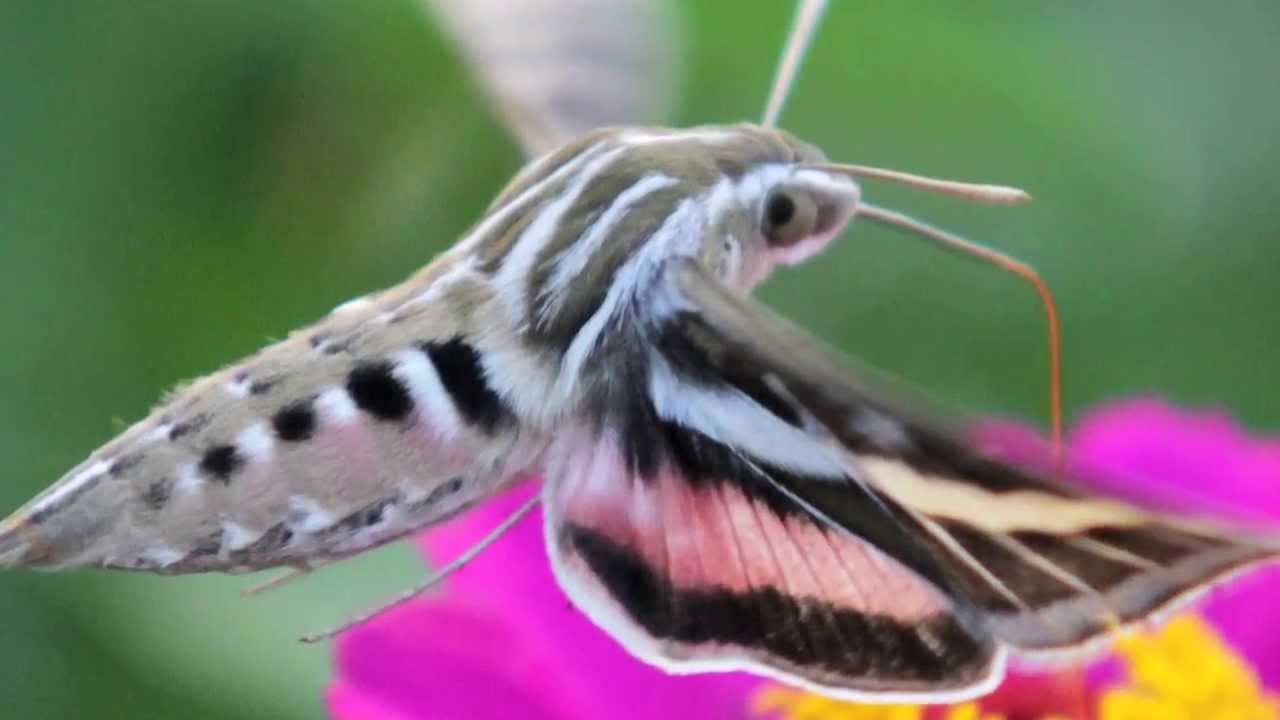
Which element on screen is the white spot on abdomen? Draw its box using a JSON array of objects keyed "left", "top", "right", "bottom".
[
  {"left": 288, "top": 496, "right": 336, "bottom": 533},
  {"left": 316, "top": 388, "right": 359, "bottom": 426},
  {"left": 142, "top": 545, "right": 186, "bottom": 568},
  {"left": 221, "top": 521, "right": 264, "bottom": 551},
  {"left": 236, "top": 422, "right": 275, "bottom": 464},
  {"left": 144, "top": 423, "right": 174, "bottom": 444},
  {"left": 331, "top": 297, "right": 373, "bottom": 315},
  {"left": 392, "top": 349, "right": 461, "bottom": 439},
  {"left": 224, "top": 375, "right": 253, "bottom": 398},
  {"left": 175, "top": 462, "right": 202, "bottom": 495}
]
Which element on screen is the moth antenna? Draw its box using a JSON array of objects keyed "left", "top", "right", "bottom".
[
  {"left": 856, "top": 203, "right": 1065, "bottom": 467},
  {"left": 298, "top": 493, "right": 541, "bottom": 644},
  {"left": 762, "top": 0, "right": 829, "bottom": 127},
  {"left": 808, "top": 163, "right": 1032, "bottom": 205}
]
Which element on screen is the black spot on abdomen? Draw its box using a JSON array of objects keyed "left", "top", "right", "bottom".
[
  {"left": 249, "top": 378, "right": 277, "bottom": 395},
  {"left": 347, "top": 360, "right": 413, "bottom": 422},
  {"left": 169, "top": 413, "right": 211, "bottom": 441},
  {"left": 420, "top": 338, "right": 509, "bottom": 432},
  {"left": 199, "top": 445, "right": 242, "bottom": 484},
  {"left": 273, "top": 400, "right": 316, "bottom": 441},
  {"left": 141, "top": 478, "right": 173, "bottom": 511},
  {"left": 108, "top": 452, "right": 145, "bottom": 477}
]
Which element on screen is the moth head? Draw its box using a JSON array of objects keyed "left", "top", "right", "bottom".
[
  {"left": 626, "top": 124, "right": 859, "bottom": 290},
  {"left": 667, "top": 124, "right": 1032, "bottom": 290},
  {"left": 755, "top": 162, "right": 861, "bottom": 268}
]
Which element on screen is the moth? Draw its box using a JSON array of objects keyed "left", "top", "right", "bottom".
[{"left": 2, "top": 0, "right": 1276, "bottom": 705}]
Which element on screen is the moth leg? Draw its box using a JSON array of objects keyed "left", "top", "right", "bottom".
[
  {"left": 298, "top": 493, "right": 540, "bottom": 644},
  {"left": 241, "top": 534, "right": 409, "bottom": 598},
  {"left": 241, "top": 561, "right": 321, "bottom": 598}
]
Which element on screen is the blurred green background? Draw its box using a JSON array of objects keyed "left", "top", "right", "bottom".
[{"left": 1, "top": 1, "right": 1277, "bottom": 717}]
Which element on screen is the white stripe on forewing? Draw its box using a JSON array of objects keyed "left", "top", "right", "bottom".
[
  {"left": 986, "top": 532, "right": 1109, "bottom": 600},
  {"left": 858, "top": 456, "right": 1149, "bottom": 533},
  {"left": 537, "top": 172, "right": 680, "bottom": 324},
  {"left": 495, "top": 145, "right": 631, "bottom": 325},
  {"left": 909, "top": 511, "right": 1031, "bottom": 611},
  {"left": 647, "top": 353, "right": 850, "bottom": 479},
  {"left": 1066, "top": 535, "right": 1161, "bottom": 570}
]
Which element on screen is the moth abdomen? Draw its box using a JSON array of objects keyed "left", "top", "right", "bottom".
[{"left": 0, "top": 301, "right": 541, "bottom": 573}]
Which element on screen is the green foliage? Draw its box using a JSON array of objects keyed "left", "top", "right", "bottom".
[{"left": 0, "top": 2, "right": 1276, "bottom": 717}]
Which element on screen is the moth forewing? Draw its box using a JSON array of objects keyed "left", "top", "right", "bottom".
[{"left": 535, "top": 256, "right": 1279, "bottom": 701}]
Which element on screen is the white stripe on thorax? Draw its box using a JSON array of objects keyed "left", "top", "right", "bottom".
[
  {"left": 536, "top": 172, "right": 679, "bottom": 325},
  {"left": 553, "top": 197, "right": 700, "bottom": 401},
  {"left": 494, "top": 145, "right": 630, "bottom": 325},
  {"left": 619, "top": 129, "right": 741, "bottom": 147},
  {"left": 453, "top": 139, "right": 608, "bottom": 256}
]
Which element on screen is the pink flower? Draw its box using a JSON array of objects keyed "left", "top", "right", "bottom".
[
  {"left": 330, "top": 397, "right": 1280, "bottom": 719},
  {"left": 327, "top": 481, "right": 758, "bottom": 720}
]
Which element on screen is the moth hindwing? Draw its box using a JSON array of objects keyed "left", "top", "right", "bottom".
[{"left": 1, "top": 0, "right": 1276, "bottom": 706}]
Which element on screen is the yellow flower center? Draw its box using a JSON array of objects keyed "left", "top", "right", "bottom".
[{"left": 1100, "top": 615, "right": 1280, "bottom": 720}]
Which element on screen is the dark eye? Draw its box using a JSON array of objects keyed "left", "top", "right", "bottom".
[
  {"left": 762, "top": 189, "right": 818, "bottom": 246},
  {"left": 767, "top": 193, "right": 795, "bottom": 227}
]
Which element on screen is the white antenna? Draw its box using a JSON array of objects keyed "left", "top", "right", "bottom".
[
  {"left": 762, "top": 0, "right": 829, "bottom": 127},
  {"left": 809, "top": 163, "right": 1033, "bottom": 205}
]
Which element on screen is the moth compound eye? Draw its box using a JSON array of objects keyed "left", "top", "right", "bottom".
[
  {"left": 763, "top": 190, "right": 818, "bottom": 247},
  {"left": 767, "top": 192, "right": 795, "bottom": 226}
]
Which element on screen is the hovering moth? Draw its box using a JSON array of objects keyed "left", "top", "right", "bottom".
[{"left": 2, "top": 0, "right": 1276, "bottom": 705}]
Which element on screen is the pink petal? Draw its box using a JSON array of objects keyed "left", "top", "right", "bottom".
[
  {"left": 333, "top": 480, "right": 756, "bottom": 720},
  {"left": 329, "top": 600, "right": 592, "bottom": 720},
  {"left": 1070, "top": 398, "right": 1280, "bottom": 524},
  {"left": 1201, "top": 565, "right": 1280, "bottom": 689}
]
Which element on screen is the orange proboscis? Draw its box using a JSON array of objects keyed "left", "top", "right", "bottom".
[
  {"left": 849, "top": 202, "right": 1065, "bottom": 471},
  {"left": 967, "top": 247, "right": 1065, "bottom": 471}
]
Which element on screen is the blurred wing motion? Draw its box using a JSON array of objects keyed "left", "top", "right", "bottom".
[
  {"left": 543, "top": 258, "right": 1278, "bottom": 702},
  {"left": 426, "top": 0, "right": 682, "bottom": 157}
]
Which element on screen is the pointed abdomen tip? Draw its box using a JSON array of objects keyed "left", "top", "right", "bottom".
[{"left": 0, "top": 517, "right": 32, "bottom": 568}]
